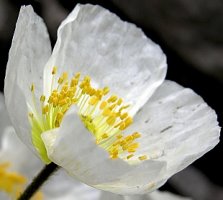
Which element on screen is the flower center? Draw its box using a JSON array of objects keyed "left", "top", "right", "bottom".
[
  {"left": 29, "top": 67, "right": 147, "bottom": 163},
  {"left": 0, "top": 163, "right": 43, "bottom": 200}
]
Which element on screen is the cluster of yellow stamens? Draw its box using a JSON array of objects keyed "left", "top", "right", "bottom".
[
  {"left": 29, "top": 66, "right": 147, "bottom": 163},
  {"left": 0, "top": 163, "right": 43, "bottom": 200}
]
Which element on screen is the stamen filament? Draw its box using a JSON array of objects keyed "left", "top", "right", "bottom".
[{"left": 29, "top": 69, "right": 146, "bottom": 163}]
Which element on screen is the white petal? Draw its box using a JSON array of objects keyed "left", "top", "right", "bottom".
[
  {"left": 44, "top": 4, "right": 167, "bottom": 114},
  {"left": 0, "top": 93, "right": 11, "bottom": 135},
  {"left": 99, "top": 192, "right": 124, "bottom": 200},
  {"left": 4, "top": 5, "right": 51, "bottom": 153},
  {"left": 0, "top": 126, "right": 100, "bottom": 200},
  {"left": 42, "top": 106, "right": 167, "bottom": 195},
  {"left": 43, "top": 169, "right": 101, "bottom": 200},
  {"left": 0, "top": 127, "right": 42, "bottom": 178},
  {"left": 0, "top": 193, "right": 9, "bottom": 200},
  {"left": 128, "top": 80, "right": 220, "bottom": 181},
  {"left": 99, "top": 190, "right": 192, "bottom": 200}
]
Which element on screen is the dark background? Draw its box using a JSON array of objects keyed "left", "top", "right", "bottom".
[{"left": 0, "top": 1, "right": 222, "bottom": 199}]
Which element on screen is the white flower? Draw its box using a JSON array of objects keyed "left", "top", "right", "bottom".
[
  {"left": 0, "top": 94, "right": 191, "bottom": 200},
  {"left": 4, "top": 4, "right": 220, "bottom": 195},
  {"left": 0, "top": 93, "right": 101, "bottom": 200}
]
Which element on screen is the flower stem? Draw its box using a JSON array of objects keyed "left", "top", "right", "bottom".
[{"left": 18, "top": 162, "right": 59, "bottom": 200}]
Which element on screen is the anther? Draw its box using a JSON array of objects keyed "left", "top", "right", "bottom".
[
  {"left": 138, "top": 155, "right": 147, "bottom": 161},
  {"left": 58, "top": 72, "right": 68, "bottom": 84},
  {"left": 52, "top": 66, "right": 57, "bottom": 75},
  {"left": 116, "top": 134, "right": 123, "bottom": 139},
  {"left": 40, "top": 95, "right": 46, "bottom": 102},
  {"left": 75, "top": 72, "right": 81, "bottom": 79},
  {"left": 106, "top": 116, "right": 116, "bottom": 126},
  {"left": 108, "top": 95, "right": 118, "bottom": 103},
  {"left": 30, "top": 84, "right": 35, "bottom": 92},
  {"left": 89, "top": 96, "right": 99, "bottom": 106},
  {"left": 100, "top": 101, "right": 107, "bottom": 109},
  {"left": 117, "top": 98, "right": 123, "bottom": 105},
  {"left": 101, "top": 133, "right": 109, "bottom": 139},
  {"left": 42, "top": 105, "right": 49, "bottom": 114},
  {"left": 28, "top": 112, "right": 34, "bottom": 118},
  {"left": 103, "top": 87, "right": 110, "bottom": 95},
  {"left": 120, "top": 112, "right": 128, "bottom": 120},
  {"left": 132, "top": 132, "right": 141, "bottom": 139},
  {"left": 127, "top": 154, "right": 134, "bottom": 159}
]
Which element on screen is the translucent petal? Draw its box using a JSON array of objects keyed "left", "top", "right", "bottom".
[
  {"left": 99, "top": 190, "right": 192, "bottom": 200},
  {"left": 0, "top": 127, "right": 42, "bottom": 179},
  {"left": 44, "top": 4, "right": 167, "bottom": 115},
  {"left": 127, "top": 80, "right": 220, "bottom": 181},
  {"left": 0, "top": 93, "right": 11, "bottom": 136},
  {"left": 43, "top": 170, "right": 101, "bottom": 200},
  {"left": 4, "top": 6, "right": 51, "bottom": 152},
  {"left": 42, "top": 106, "right": 167, "bottom": 195},
  {"left": 0, "top": 127, "right": 101, "bottom": 200},
  {"left": 0, "top": 193, "right": 9, "bottom": 200}
]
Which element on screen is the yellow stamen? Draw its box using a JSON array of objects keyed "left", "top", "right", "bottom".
[
  {"left": 127, "top": 154, "right": 134, "bottom": 159},
  {"left": 138, "top": 155, "right": 147, "bottom": 161},
  {"left": 42, "top": 105, "right": 49, "bottom": 115},
  {"left": 108, "top": 95, "right": 118, "bottom": 103},
  {"left": 89, "top": 96, "right": 99, "bottom": 106},
  {"left": 132, "top": 132, "right": 141, "bottom": 139},
  {"left": 40, "top": 95, "right": 46, "bottom": 102},
  {"left": 0, "top": 162, "right": 26, "bottom": 196},
  {"left": 116, "top": 134, "right": 123, "bottom": 139},
  {"left": 52, "top": 66, "right": 57, "bottom": 75},
  {"left": 58, "top": 72, "right": 68, "bottom": 84},
  {"left": 120, "top": 112, "right": 128, "bottom": 120},
  {"left": 30, "top": 84, "right": 35, "bottom": 92},
  {"left": 29, "top": 70, "right": 143, "bottom": 163},
  {"left": 103, "top": 87, "right": 110, "bottom": 95},
  {"left": 101, "top": 133, "right": 109, "bottom": 139},
  {"left": 100, "top": 101, "right": 107, "bottom": 109},
  {"left": 0, "top": 163, "right": 44, "bottom": 200},
  {"left": 29, "top": 112, "right": 34, "bottom": 118}
]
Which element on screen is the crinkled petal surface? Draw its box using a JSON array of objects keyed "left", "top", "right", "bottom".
[
  {"left": 4, "top": 6, "right": 51, "bottom": 152},
  {"left": 127, "top": 80, "right": 220, "bottom": 182},
  {"left": 0, "top": 106, "right": 101, "bottom": 200},
  {"left": 42, "top": 107, "right": 167, "bottom": 195},
  {"left": 100, "top": 190, "right": 192, "bottom": 200},
  {"left": 44, "top": 4, "right": 167, "bottom": 115},
  {"left": 43, "top": 80, "right": 220, "bottom": 195}
]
